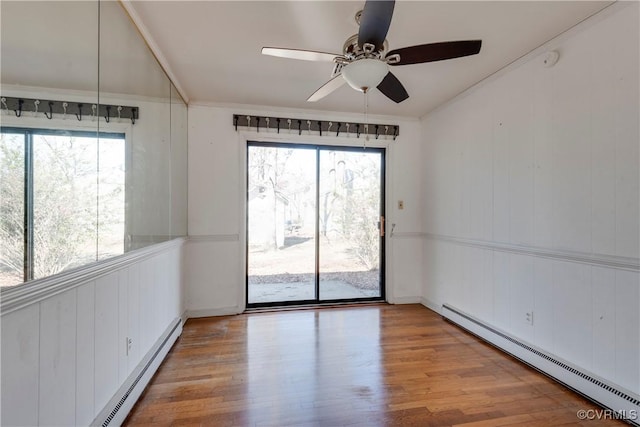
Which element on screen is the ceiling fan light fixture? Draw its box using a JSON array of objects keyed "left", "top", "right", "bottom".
[{"left": 341, "top": 59, "right": 388, "bottom": 92}]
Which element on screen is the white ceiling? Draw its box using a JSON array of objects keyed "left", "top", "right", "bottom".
[{"left": 130, "top": 1, "right": 612, "bottom": 117}]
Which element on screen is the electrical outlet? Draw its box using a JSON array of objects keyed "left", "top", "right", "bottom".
[
  {"left": 126, "top": 337, "right": 133, "bottom": 356},
  {"left": 398, "top": 200, "right": 404, "bottom": 210},
  {"left": 525, "top": 312, "right": 534, "bottom": 326}
]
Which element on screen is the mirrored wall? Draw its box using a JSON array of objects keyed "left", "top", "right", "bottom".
[{"left": 0, "top": 1, "right": 188, "bottom": 287}]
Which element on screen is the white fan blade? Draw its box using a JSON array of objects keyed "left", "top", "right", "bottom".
[
  {"left": 262, "top": 47, "right": 339, "bottom": 62},
  {"left": 307, "top": 75, "right": 346, "bottom": 102}
]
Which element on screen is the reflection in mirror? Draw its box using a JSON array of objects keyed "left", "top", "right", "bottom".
[
  {"left": 0, "top": 0, "right": 188, "bottom": 287},
  {"left": 0, "top": 132, "right": 26, "bottom": 287},
  {"left": 99, "top": 0, "right": 173, "bottom": 255},
  {"left": 0, "top": 1, "right": 99, "bottom": 93},
  {"left": 1, "top": 1, "right": 99, "bottom": 287},
  {"left": 171, "top": 83, "right": 188, "bottom": 238},
  {"left": 97, "top": 133, "right": 126, "bottom": 260}
]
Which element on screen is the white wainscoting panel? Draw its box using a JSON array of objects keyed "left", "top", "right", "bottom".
[
  {"left": 118, "top": 269, "right": 130, "bottom": 385},
  {"left": 94, "top": 272, "right": 123, "bottom": 415},
  {"left": 552, "top": 261, "right": 593, "bottom": 371},
  {"left": 533, "top": 258, "right": 554, "bottom": 351},
  {"left": 127, "top": 264, "right": 141, "bottom": 374},
  {"left": 591, "top": 267, "right": 616, "bottom": 381},
  {"left": 508, "top": 254, "right": 534, "bottom": 343},
  {"left": 0, "top": 239, "right": 185, "bottom": 425},
  {"left": 138, "top": 258, "right": 154, "bottom": 356},
  {"left": 492, "top": 251, "right": 510, "bottom": 330},
  {"left": 39, "top": 289, "right": 77, "bottom": 425},
  {"left": 76, "top": 282, "right": 96, "bottom": 426},
  {"left": 1, "top": 304, "right": 40, "bottom": 426}
]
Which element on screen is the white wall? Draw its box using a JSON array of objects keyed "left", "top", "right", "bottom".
[
  {"left": 0, "top": 241, "right": 184, "bottom": 426},
  {"left": 186, "top": 104, "right": 424, "bottom": 316},
  {"left": 421, "top": 2, "right": 639, "bottom": 395}
]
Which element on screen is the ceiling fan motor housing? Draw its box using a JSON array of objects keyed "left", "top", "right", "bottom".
[
  {"left": 342, "top": 34, "right": 388, "bottom": 60},
  {"left": 341, "top": 58, "right": 389, "bottom": 92}
]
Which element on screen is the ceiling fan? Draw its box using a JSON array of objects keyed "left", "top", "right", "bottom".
[{"left": 262, "top": 0, "right": 482, "bottom": 104}]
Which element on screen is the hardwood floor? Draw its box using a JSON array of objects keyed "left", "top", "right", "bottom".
[{"left": 124, "top": 304, "right": 622, "bottom": 426}]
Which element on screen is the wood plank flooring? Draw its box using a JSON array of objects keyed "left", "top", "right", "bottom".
[{"left": 124, "top": 304, "right": 622, "bottom": 426}]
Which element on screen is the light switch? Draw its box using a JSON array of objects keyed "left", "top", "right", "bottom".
[{"left": 398, "top": 200, "right": 404, "bottom": 210}]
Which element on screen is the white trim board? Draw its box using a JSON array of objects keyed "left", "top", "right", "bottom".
[
  {"left": 389, "top": 296, "right": 422, "bottom": 304},
  {"left": 187, "top": 307, "right": 244, "bottom": 318},
  {"left": 425, "top": 233, "right": 639, "bottom": 272}
]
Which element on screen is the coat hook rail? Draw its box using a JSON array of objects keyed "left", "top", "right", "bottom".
[
  {"left": 0, "top": 96, "right": 139, "bottom": 124},
  {"left": 232, "top": 114, "right": 399, "bottom": 140}
]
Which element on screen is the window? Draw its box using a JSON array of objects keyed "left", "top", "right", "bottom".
[{"left": 0, "top": 127, "right": 125, "bottom": 287}]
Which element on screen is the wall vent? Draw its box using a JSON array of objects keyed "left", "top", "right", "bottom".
[{"left": 442, "top": 304, "right": 640, "bottom": 426}]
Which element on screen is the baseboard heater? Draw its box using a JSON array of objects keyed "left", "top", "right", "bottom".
[
  {"left": 441, "top": 304, "right": 640, "bottom": 426},
  {"left": 91, "top": 317, "right": 183, "bottom": 427}
]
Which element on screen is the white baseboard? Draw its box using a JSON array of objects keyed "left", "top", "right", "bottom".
[
  {"left": 420, "top": 297, "right": 441, "bottom": 314},
  {"left": 442, "top": 304, "right": 640, "bottom": 426},
  {"left": 91, "top": 317, "right": 182, "bottom": 426},
  {"left": 389, "top": 296, "right": 422, "bottom": 304},
  {"left": 187, "top": 306, "right": 243, "bottom": 318}
]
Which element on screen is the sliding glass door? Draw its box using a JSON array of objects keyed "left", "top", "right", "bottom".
[{"left": 247, "top": 143, "right": 385, "bottom": 307}]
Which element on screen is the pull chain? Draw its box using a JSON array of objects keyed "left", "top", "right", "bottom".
[{"left": 363, "top": 90, "right": 370, "bottom": 148}]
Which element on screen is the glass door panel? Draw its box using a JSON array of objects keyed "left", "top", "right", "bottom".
[
  {"left": 318, "top": 149, "right": 383, "bottom": 300},
  {"left": 247, "top": 145, "right": 317, "bottom": 304}
]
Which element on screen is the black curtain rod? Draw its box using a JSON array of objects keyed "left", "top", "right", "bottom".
[
  {"left": 1, "top": 96, "right": 139, "bottom": 125},
  {"left": 233, "top": 114, "right": 399, "bottom": 140}
]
